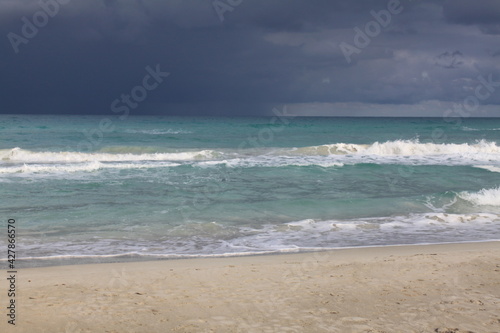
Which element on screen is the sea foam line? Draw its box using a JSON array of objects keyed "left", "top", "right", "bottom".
[
  {"left": 292, "top": 139, "right": 500, "bottom": 156},
  {"left": 462, "top": 126, "right": 500, "bottom": 131},
  {"left": 4, "top": 240, "right": 500, "bottom": 264},
  {"left": 0, "top": 147, "right": 216, "bottom": 163},
  {"left": 124, "top": 129, "right": 192, "bottom": 135},
  {"left": 473, "top": 165, "right": 500, "bottom": 173},
  {"left": 0, "top": 161, "right": 180, "bottom": 174}
]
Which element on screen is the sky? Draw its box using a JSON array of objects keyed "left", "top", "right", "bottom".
[{"left": 1, "top": 0, "right": 499, "bottom": 117}]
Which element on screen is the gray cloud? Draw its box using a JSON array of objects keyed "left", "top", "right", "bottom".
[
  {"left": 0, "top": 0, "right": 499, "bottom": 116},
  {"left": 443, "top": 0, "right": 500, "bottom": 25},
  {"left": 443, "top": 0, "right": 500, "bottom": 35},
  {"left": 435, "top": 50, "right": 464, "bottom": 69}
]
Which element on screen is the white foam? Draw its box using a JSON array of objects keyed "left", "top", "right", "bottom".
[
  {"left": 459, "top": 187, "right": 500, "bottom": 206},
  {"left": 0, "top": 162, "right": 101, "bottom": 174},
  {"left": 0, "top": 161, "right": 180, "bottom": 174},
  {"left": 292, "top": 143, "right": 367, "bottom": 155},
  {"left": 0, "top": 148, "right": 216, "bottom": 163},
  {"left": 473, "top": 165, "right": 500, "bottom": 173},
  {"left": 462, "top": 126, "right": 500, "bottom": 131},
  {"left": 278, "top": 213, "right": 500, "bottom": 239},
  {"left": 284, "top": 160, "right": 344, "bottom": 168},
  {"left": 196, "top": 157, "right": 344, "bottom": 168},
  {"left": 3, "top": 140, "right": 499, "bottom": 170},
  {"left": 293, "top": 139, "right": 500, "bottom": 157},
  {"left": 3, "top": 212, "right": 499, "bottom": 262},
  {"left": 125, "top": 129, "right": 192, "bottom": 135}
]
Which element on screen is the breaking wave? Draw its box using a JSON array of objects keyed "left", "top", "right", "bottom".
[
  {"left": 292, "top": 139, "right": 500, "bottom": 156},
  {"left": 459, "top": 187, "right": 500, "bottom": 206},
  {"left": 473, "top": 165, "right": 500, "bottom": 173},
  {"left": 0, "top": 148, "right": 217, "bottom": 163},
  {"left": 0, "top": 161, "right": 180, "bottom": 174}
]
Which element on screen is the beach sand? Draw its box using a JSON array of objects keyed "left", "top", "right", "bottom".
[{"left": 2, "top": 242, "right": 499, "bottom": 333}]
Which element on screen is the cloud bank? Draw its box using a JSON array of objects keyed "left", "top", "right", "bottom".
[{"left": 1, "top": 0, "right": 499, "bottom": 116}]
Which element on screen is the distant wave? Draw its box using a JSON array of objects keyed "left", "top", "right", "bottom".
[
  {"left": 124, "top": 129, "right": 192, "bottom": 135},
  {"left": 462, "top": 126, "right": 500, "bottom": 132},
  {"left": 292, "top": 139, "right": 500, "bottom": 156},
  {"left": 0, "top": 148, "right": 217, "bottom": 163}
]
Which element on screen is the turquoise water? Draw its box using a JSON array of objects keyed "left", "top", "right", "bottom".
[{"left": 1, "top": 115, "right": 499, "bottom": 267}]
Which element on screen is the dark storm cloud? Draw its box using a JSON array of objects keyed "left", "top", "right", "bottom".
[
  {"left": 0, "top": 0, "right": 499, "bottom": 116},
  {"left": 443, "top": 0, "right": 500, "bottom": 35},
  {"left": 443, "top": 0, "right": 500, "bottom": 23}
]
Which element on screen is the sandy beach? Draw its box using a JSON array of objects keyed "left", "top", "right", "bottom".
[{"left": 2, "top": 241, "right": 499, "bottom": 333}]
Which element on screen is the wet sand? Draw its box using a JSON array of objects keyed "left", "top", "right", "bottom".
[{"left": 2, "top": 241, "right": 499, "bottom": 333}]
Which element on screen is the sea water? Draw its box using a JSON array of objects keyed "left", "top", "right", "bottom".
[{"left": 0, "top": 115, "right": 499, "bottom": 267}]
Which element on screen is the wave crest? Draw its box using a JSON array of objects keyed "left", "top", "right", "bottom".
[
  {"left": 459, "top": 187, "right": 500, "bottom": 206},
  {"left": 0, "top": 148, "right": 216, "bottom": 163},
  {"left": 473, "top": 165, "right": 500, "bottom": 173},
  {"left": 0, "top": 161, "right": 180, "bottom": 174},
  {"left": 294, "top": 139, "right": 500, "bottom": 156}
]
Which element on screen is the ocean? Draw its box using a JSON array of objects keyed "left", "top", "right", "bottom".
[{"left": 1, "top": 114, "right": 499, "bottom": 267}]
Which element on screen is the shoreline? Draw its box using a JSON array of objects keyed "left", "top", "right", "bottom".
[
  {"left": 2, "top": 241, "right": 499, "bottom": 332},
  {"left": 7, "top": 239, "right": 500, "bottom": 269}
]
